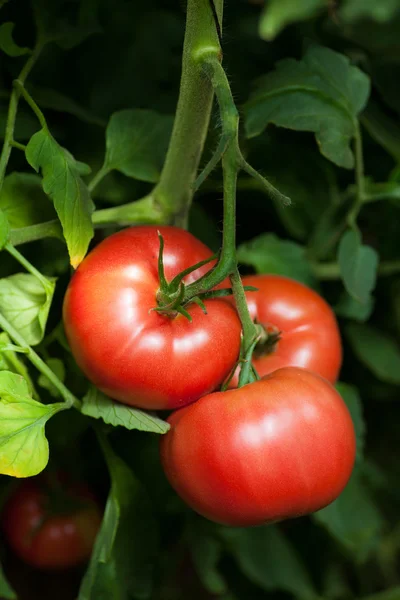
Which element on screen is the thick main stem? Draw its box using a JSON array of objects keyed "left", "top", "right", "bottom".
[{"left": 154, "top": 0, "right": 223, "bottom": 227}]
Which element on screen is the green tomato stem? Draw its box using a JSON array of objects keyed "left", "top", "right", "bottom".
[
  {"left": 87, "top": 166, "right": 110, "bottom": 194},
  {"left": 347, "top": 122, "right": 365, "bottom": 229},
  {"left": 153, "top": 0, "right": 223, "bottom": 228},
  {"left": 14, "top": 80, "right": 48, "bottom": 129},
  {"left": 10, "top": 220, "right": 63, "bottom": 246},
  {"left": 5, "top": 242, "right": 53, "bottom": 293},
  {"left": 0, "top": 311, "right": 81, "bottom": 409},
  {"left": 92, "top": 194, "right": 164, "bottom": 227},
  {"left": 313, "top": 259, "right": 400, "bottom": 280},
  {"left": 0, "top": 42, "right": 43, "bottom": 195}
]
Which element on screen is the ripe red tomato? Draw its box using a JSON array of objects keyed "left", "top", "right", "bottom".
[
  {"left": 160, "top": 367, "right": 356, "bottom": 527},
  {"left": 2, "top": 475, "right": 102, "bottom": 570},
  {"left": 63, "top": 226, "right": 241, "bottom": 410},
  {"left": 229, "top": 274, "right": 342, "bottom": 386}
]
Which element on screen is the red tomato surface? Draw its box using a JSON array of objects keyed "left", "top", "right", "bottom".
[
  {"left": 63, "top": 226, "right": 241, "bottom": 410},
  {"left": 229, "top": 274, "right": 342, "bottom": 386},
  {"left": 161, "top": 367, "right": 356, "bottom": 527},
  {"left": 2, "top": 476, "right": 102, "bottom": 570}
]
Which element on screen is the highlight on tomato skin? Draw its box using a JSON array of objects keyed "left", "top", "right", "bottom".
[
  {"left": 62, "top": 225, "right": 242, "bottom": 411},
  {"left": 160, "top": 367, "right": 356, "bottom": 528},
  {"left": 1, "top": 474, "right": 103, "bottom": 570},
  {"left": 228, "top": 274, "right": 342, "bottom": 387}
]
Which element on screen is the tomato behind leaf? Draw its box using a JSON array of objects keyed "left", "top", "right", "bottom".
[
  {"left": 2, "top": 475, "right": 102, "bottom": 570},
  {"left": 161, "top": 367, "right": 356, "bottom": 527},
  {"left": 230, "top": 274, "right": 342, "bottom": 386},
  {"left": 63, "top": 226, "right": 242, "bottom": 410}
]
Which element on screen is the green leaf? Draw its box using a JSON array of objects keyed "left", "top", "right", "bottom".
[
  {"left": 336, "top": 382, "right": 365, "bottom": 463},
  {"left": 0, "top": 371, "right": 61, "bottom": 477},
  {"left": 259, "top": 0, "right": 325, "bottom": 41},
  {"left": 0, "top": 22, "right": 31, "bottom": 57},
  {"left": 25, "top": 128, "right": 94, "bottom": 268},
  {"left": 0, "top": 273, "right": 55, "bottom": 346},
  {"left": 0, "top": 209, "right": 9, "bottom": 249},
  {"left": 188, "top": 519, "right": 227, "bottom": 596},
  {"left": 82, "top": 387, "right": 170, "bottom": 435},
  {"left": 220, "top": 525, "right": 317, "bottom": 600},
  {"left": 79, "top": 436, "right": 158, "bottom": 600},
  {"left": 337, "top": 230, "right": 379, "bottom": 304},
  {"left": 245, "top": 45, "right": 370, "bottom": 168},
  {"left": 0, "top": 560, "right": 16, "bottom": 600},
  {"left": 0, "top": 333, "right": 34, "bottom": 394},
  {"left": 38, "top": 358, "right": 65, "bottom": 398},
  {"left": 362, "top": 102, "right": 400, "bottom": 163},
  {"left": 313, "top": 471, "right": 384, "bottom": 561},
  {"left": 335, "top": 291, "right": 375, "bottom": 322},
  {"left": 340, "top": 0, "right": 400, "bottom": 23},
  {"left": 346, "top": 323, "right": 400, "bottom": 385},
  {"left": 104, "top": 109, "right": 173, "bottom": 183},
  {"left": 237, "top": 233, "right": 317, "bottom": 287},
  {"left": 0, "top": 172, "right": 56, "bottom": 228}
]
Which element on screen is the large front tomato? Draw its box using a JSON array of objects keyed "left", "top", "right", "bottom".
[
  {"left": 63, "top": 226, "right": 241, "bottom": 410},
  {"left": 229, "top": 274, "right": 342, "bottom": 386},
  {"left": 2, "top": 475, "right": 102, "bottom": 570},
  {"left": 160, "top": 367, "right": 355, "bottom": 527}
]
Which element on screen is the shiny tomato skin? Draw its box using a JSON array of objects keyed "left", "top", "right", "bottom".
[
  {"left": 63, "top": 226, "right": 241, "bottom": 410},
  {"left": 230, "top": 274, "right": 342, "bottom": 386},
  {"left": 160, "top": 367, "right": 356, "bottom": 527},
  {"left": 2, "top": 478, "right": 102, "bottom": 570}
]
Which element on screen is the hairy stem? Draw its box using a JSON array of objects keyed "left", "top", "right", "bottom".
[
  {"left": 154, "top": 0, "right": 223, "bottom": 227},
  {"left": 0, "top": 312, "right": 81, "bottom": 409}
]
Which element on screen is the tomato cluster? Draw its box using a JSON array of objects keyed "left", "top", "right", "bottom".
[
  {"left": 62, "top": 226, "right": 355, "bottom": 527},
  {"left": 2, "top": 474, "right": 102, "bottom": 570}
]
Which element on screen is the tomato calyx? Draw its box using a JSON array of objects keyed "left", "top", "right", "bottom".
[
  {"left": 252, "top": 321, "right": 281, "bottom": 358},
  {"left": 152, "top": 232, "right": 218, "bottom": 320}
]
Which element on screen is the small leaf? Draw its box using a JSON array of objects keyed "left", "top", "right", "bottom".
[
  {"left": 0, "top": 22, "right": 31, "bottom": 57},
  {"left": 0, "top": 560, "right": 16, "bottom": 600},
  {"left": 338, "top": 230, "right": 379, "bottom": 304},
  {"left": 237, "top": 233, "right": 317, "bottom": 287},
  {"left": 220, "top": 525, "right": 317, "bottom": 599},
  {"left": 259, "top": 0, "right": 325, "bottom": 41},
  {"left": 82, "top": 387, "right": 170, "bottom": 435},
  {"left": 104, "top": 109, "right": 173, "bottom": 183},
  {"left": 336, "top": 382, "right": 365, "bottom": 463},
  {"left": 25, "top": 128, "right": 94, "bottom": 267},
  {"left": 245, "top": 45, "right": 370, "bottom": 168},
  {"left": 0, "top": 333, "right": 33, "bottom": 394},
  {"left": 38, "top": 358, "right": 65, "bottom": 398},
  {"left": 313, "top": 471, "right": 384, "bottom": 561},
  {"left": 0, "top": 172, "right": 56, "bottom": 228},
  {"left": 0, "top": 209, "right": 9, "bottom": 249},
  {"left": 188, "top": 518, "right": 227, "bottom": 595},
  {"left": 0, "top": 273, "right": 55, "bottom": 346},
  {"left": 0, "top": 371, "right": 61, "bottom": 477},
  {"left": 335, "top": 291, "right": 375, "bottom": 322},
  {"left": 346, "top": 323, "right": 400, "bottom": 385},
  {"left": 79, "top": 435, "right": 158, "bottom": 599}
]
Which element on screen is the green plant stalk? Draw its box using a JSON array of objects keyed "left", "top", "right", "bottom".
[
  {"left": 0, "top": 43, "right": 43, "bottom": 195},
  {"left": 10, "top": 220, "right": 63, "bottom": 246},
  {"left": 0, "top": 311, "right": 81, "bottom": 409},
  {"left": 6, "top": 242, "right": 53, "bottom": 292},
  {"left": 347, "top": 122, "right": 365, "bottom": 229},
  {"left": 313, "top": 259, "right": 400, "bottom": 280},
  {"left": 14, "top": 80, "right": 48, "bottom": 129},
  {"left": 154, "top": 0, "right": 223, "bottom": 227},
  {"left": 92, "top": 194, "right": 164, "bottom": 226}
]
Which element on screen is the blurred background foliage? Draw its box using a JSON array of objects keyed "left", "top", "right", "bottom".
[{"left": 0, "top": 0, "right": 400, "bottom": 598}]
